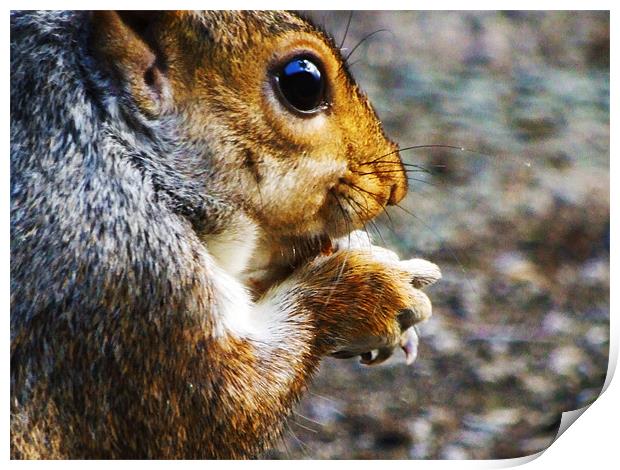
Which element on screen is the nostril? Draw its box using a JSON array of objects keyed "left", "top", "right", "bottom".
[{"left": 387, "top": 183, "right": 405, "bottom": 205}]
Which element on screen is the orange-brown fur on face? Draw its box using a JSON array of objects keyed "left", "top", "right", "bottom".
[{"left": 123, "top": 11, "right": 407, "bottom": 240}]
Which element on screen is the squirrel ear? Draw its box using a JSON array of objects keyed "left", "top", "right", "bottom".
[{"left": 90, "top": 11, "right": 172, "bottom": 116}]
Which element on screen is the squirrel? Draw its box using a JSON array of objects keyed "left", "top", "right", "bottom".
[{"left": 10, "top": 11, "right": 441, "bottom": 459}]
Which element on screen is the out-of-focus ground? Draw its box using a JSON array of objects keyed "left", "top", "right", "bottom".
[{"left": 265, "top": 11, "right": 610, "bottom": 459}]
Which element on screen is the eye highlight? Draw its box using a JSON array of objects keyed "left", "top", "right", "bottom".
[{"left": 273, "top": 56, "right": 326, "bottom": 114}]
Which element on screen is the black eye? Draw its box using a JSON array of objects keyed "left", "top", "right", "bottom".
[{"left": 275, "top": 57, "right": 326, "bottom": 114}]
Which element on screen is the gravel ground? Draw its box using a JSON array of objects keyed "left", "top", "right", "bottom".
[{"left": 265, "top": 11, "right": 610, "bottom": 460}]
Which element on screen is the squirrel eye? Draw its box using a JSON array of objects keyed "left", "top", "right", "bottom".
[{"left": 274, "top": 57, "right": 326, "bottom": 114}]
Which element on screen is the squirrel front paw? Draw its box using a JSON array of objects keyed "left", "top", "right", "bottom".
[{"left": 297, "top": 246, "right": 441, "bottom": 365}]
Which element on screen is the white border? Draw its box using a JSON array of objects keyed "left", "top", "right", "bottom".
[{"left": 3, "top": 3, "right": 616, "bottom": 468}]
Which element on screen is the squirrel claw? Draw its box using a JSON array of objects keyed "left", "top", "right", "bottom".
[
  {"left": 359, "top": 351, "right": 374, "bottom": 364},
  {"left": 400, "top": 328, "right": 419, "bottom": 365},
  {"left": 358, "top": 327, "right": 420, "bottom": 366},
  {"left": 360, "top": 347, "right": 394, "bottom": 365},
  {"left": 331, "top": 350, "right": 359, "bottom": 359}
]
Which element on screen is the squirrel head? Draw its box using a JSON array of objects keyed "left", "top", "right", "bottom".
[{"left": 90, "top": 11, "right": 407, "bottom": 241}]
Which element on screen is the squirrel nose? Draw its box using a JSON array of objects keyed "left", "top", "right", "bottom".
[{"left": 387, "top": 181, "right": 407, "bottom": 206}]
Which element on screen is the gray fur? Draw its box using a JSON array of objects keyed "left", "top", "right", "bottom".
[{"left": 10, "top": 11, "right": 246, "bottom": 457}]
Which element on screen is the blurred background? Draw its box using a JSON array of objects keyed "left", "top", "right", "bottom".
[{"left": 265, "top": 11, "right": 610, "bottom": 459}]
